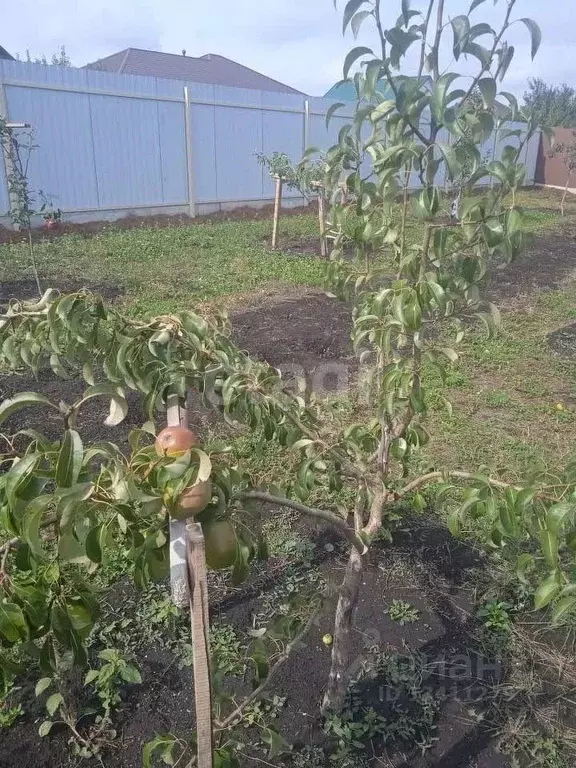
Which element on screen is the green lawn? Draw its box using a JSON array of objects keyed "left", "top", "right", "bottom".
[
  {"left": 0, "top": 215, "right": 325, "bottom": 316},
  {"left": 0, "top": 188, "right": 564, "bottom": 316}
]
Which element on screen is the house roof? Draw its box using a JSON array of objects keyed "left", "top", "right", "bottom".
[
  {"left": 0, "top": 45, "right": 14, "bottom": 61},
  {"left": 324, "top": 75, "right": 433, "bottom": 101},
  {"left": 84, "top": 49, "right": 304, "bottom": 95}
]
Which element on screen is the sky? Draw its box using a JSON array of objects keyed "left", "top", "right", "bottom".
[{"left": 2, "top": 0, "right": 574, "bottom": 98}]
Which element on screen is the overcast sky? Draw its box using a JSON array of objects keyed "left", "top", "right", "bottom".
[{"left": 2, "top": 0, "right": 573, "bottom": 97}]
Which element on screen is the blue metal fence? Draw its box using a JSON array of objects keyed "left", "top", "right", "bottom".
[{"left": 0, "top": 60, "right": 541, "bottom": 224}]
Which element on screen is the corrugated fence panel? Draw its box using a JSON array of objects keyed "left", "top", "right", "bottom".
[
  {"left": 90, "top": 94, "right": 163, "bottom": 208},
  {"left": 4, "top": 84, "right": 99, "bottom": 210},
  {"left": 262, "top": 109, "right": 304, "bottom": 198},
  {"left": 157, "top": 101, "right": 187, "bottom": 203},
  {"left": 86, "top": 68, "right": 160, "bottom": 98},
  {"left": 214, "top": 105, "right": 263, "bottom": 201},
  {"left": 0, "top": 59, "right": 89, "bottom": 89},
  {"left": 190, "top": 104, "right": 217, "bottom": 202},
  {"left": 524, "top": 131, "right": 540, "bottom": 183},
  {"left": 0, "top": 60, "right": 543, "bottom": 218}
]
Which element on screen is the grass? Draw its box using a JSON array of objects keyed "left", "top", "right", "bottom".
[
  {"left": 421, "top": 281, "right": 576, "bottom": 480},
  {"left": 0, "top": 187, "right": 564, "bottom": 316},
  {"left": 0, "top": 215, "right": 326, "bottom": 315}
]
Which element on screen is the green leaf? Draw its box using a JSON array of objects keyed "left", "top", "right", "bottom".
[
  {"left": 35, "top": 677, "right": 52, "bottom": 697},
  {"left": 534, "top": 572, "right": 562, "bottom": 610},
  {"left": 5, "top": 453, "right": 41, "bottom": 510},
  {"left": 539, "top": 529, "right": 558, "bottom": 569},
  {"left": 520, "top": 18, "right": 541, "bottom": 59},
  {"left": 469, "top": 0, "right": 487, "bottom": 11},
  {"left": 343, "top": 0, "right": 368, "bottom": 33},
  {"left": 85, "top": 525, "right": 103, "bottom": 564},
  {"left": 390, "top": 437, "right": 407, "bottom": 459},
  {"left": 546, "top": 503, "right": 575, "bottom": 535},
  {"left": 477, "top": 77, "right": 496, "bottom": 108},
  {"left": 38, "top": 720, "right": 53, "bottom": 737},
  {"left": 325, "top": 102, "right": 346, "bottom": 129},
  {"left": 437, "top": 143, "right": 461, "bottom": 180},
  {"left": 431, "top": 73, "right": 459, "bottom": 122},
  {"left": 193, "top": 448, "right": 212, "bottom": 483},
  {"left": 84, "top": 669, "right": 99, "bottom": 685},
  {"left": 498, "top": 45, "right": 515, "bottom": 81},
  {"left": 66, "top": 601, "right": 96, "bottom": 639},
  {"left": 516, "top": 553, "right": 535, "bottom": 585},
  {"left": 385, "top": 28, "right": 419, "bottom": 68},
  {"left": 447, "top": 510, "right": 461, "bottom": 537},
  {"left": 261, "top": 727, "right": 291, "bottom": 759},
  {"left": 451, "top": 15, "right": 470, "bottom": 59},
  {"left": 120, "top": 664, "right": 142, "bottom": 684},
  {"left": 77, "top": 383, "right": 128, "bottom": 427},
  {"left": 105, "top": 392, "right": 128, "bottom": 427},
  {"left": 0, "top": 392, "right": 56, "bottom": 427},
  {"left": 55, "top": 430, "right": 83, "bottom": 489},
  {"left": 143, "top": 734, "right": 177, "bottom": 768},
  {"left": 401, "top": 0, "right": 411, "bottom": 26},
  {"left": 351, "top": 9, "right": 371, "bottom": 38},
  {"left": 82, "top": 362, "right": 95, "bottom": 385},
  {"left": 46, "top": 692, "right": 64, "bottom": 717},
  {"left": 462, "top": 41, "right": 491, "bottom": 68},
  {"left": 370, "top": 99, "right": 395, "bottom": 122},
  {"left": 552, "top": 595, "right": 576, "bottom": 625},
  {"left": 49, "top": 354, "right": 70, "bottom": 380},
  {"left": 343, "top": 46, "right": 374, "bottom": 79},
  {"left": 0, "top": 601, "right": 28, "bottom": 643},
  {"left": 363, "top": 59, "right": 382, "bottom": 99}
]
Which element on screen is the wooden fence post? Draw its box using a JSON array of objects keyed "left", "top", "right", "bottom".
[
  {"left": 166, "top": 391, "right": 213, "bottom": 768},
  {"left": 272, "top": 175, "right": 283, "bottom": 250}
]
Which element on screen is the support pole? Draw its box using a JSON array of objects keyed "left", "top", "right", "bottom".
[
  {"left": 187, "top": 521, "right": 213, "bottom": 768},
  {"left": 166, "top": 391, "right": 213, "bottom": 767},
  {"left": 168, "top": 392, "right": 190, "bottom": 608},
  {"left": 0, "top": 84, "right": 14, "bottom": 226},
  {"left": 318, "top": 190, "right": 327, "bottom": 257},
  {"left": 271, "top": 175, "right": 282, "bottom": 250},
  {"left": 184, "top": 86, "right": 196, "bottom": 218}
]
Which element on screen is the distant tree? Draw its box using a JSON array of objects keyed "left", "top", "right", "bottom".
[
  {"left": 523, "top": 78, "right": 576, "bottom": 129},
  {"left": 17, "top": 46, "right": 72, "bottom": 67}
]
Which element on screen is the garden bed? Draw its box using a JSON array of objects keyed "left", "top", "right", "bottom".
[{"left": 2, "top": 190, "right": 576, "bottom": 767}]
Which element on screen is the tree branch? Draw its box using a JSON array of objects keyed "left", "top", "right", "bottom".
[
  {"left": 215, "top": 605, "right": 322, "bottom": 730},
  {"left": 240, "top": 491, "right": 367, "bottom": 554},
  {"left": 373, "top": 0, "right": 432, "bottom": 147},
  {"left": 431, "top": 0, "right": 445, "bottom": 80},
  {"left": 363, "top": 485, "right": 387, "bottom": 537},
  {"left": 458, "top": 0, "right": 517, "bottom": 111},
  {"left": 418, "top": 0, "right": 437, "bottom": 79},
  {"left": 399, "top": 470, "right": 520, "bottom": 497}
]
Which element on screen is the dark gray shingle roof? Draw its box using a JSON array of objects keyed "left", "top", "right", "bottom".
[
  {"left": 84, "top": 49, "right": 303, "bottom": 94},
  {"left": 0, "top": 46, "right": 14, "bottom": 61}
]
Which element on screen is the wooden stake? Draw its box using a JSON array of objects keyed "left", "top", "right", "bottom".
[
  {"left": 166, "top": 390, "right": 213, "bottom": 767},
  {"left": 167, "top": 392, "right": 189, "bottom": 608},
  {"left": 187, "top": 521, "right": 214, "bottom": 768},
  {"left": 318, "top": 191, "right": 327, "bottom": 257},
  {"left": 272, "top": 175, "right": 283, "bottom": 250}
]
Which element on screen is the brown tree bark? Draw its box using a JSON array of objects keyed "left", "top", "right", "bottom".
[{"left": 321, "top": 544, "right": 365, "bottom": 713}]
